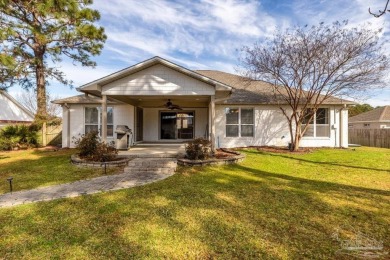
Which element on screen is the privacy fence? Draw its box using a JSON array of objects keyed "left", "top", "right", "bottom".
[
  {"left": 348, "top": 129, "right": 390, "bottom": 148},
  {"left": 41, "top": 123, "right": 62, "bottom": 146}
]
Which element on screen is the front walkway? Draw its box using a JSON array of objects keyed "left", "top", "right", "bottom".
[{"left": 0, "top": 160, "right": 175, "bottom": 208}]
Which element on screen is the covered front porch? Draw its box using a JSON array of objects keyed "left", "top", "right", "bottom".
[
  {"left": 118, "top": 143, "right": 186, "bottom": 158},
  {"left": 65, "top": 57, "right": 233, "bottom": 150}
]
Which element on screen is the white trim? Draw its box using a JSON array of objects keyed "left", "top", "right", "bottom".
[
  {"left": 0, "top": 90, "right": 35, "bottom": 119},
  {"left": 78, "top": 56, "right": 232, "bottom": 92},
  {"left": 83, "top": 105, "right": 114, "bottom": 138},
  {"left": 225, "top": 107, "right": 255, "bottom": 138}
]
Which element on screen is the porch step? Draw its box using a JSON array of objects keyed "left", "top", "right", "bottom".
[{"left": 124, "top": 158, "right": 177, "bottom": 175}]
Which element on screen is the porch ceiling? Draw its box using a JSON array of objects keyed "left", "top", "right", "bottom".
[{"left": 110, "top": 95, "right": 210, "bottom": 108}]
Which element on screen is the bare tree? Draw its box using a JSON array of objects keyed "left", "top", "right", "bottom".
[
  {"left": 241, "top": 21, "right": 389, "bottom": 151},
  {"left": 369, "top": 0, "right": 390, "bottom": 17},
  {"left": 16, "top": 90, "right": 62, "bottom": 118}
]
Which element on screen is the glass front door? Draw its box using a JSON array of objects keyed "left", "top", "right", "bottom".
[{"left": 160, "top": 112, "right": 194, "bottom": 139}]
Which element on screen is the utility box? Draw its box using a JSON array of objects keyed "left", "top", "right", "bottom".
[{"left": 115, "top": 125, "right": 132, "bottom": 150}]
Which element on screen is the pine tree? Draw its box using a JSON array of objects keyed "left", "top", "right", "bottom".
[{"left": 0, "top": 0, "right": 106, "bottom": 120}]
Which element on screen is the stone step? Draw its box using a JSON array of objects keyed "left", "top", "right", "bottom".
[
  {"left": 124, "top": 169, "right": 175, "bottom": 175},
  {"left": 124, "top": 158, "right": 177, "bottom": 175}
]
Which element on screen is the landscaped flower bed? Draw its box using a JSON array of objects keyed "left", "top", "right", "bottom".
[
  {"left": 178, "top": 148, "right": 245, "bottom": 166},
  {"left": 71, "top": 154, "right": 130, "bottom": 168}
]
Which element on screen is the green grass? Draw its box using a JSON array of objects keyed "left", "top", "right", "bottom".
[
  {"left": 0, "top": 149, "right": 121, "bottom": 194},
  {"left": 0, "top": 147, "right": 389, "bottom": 259}
]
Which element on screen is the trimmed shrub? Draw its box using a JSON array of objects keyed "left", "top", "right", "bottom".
[
  {"left": 185, "top": 137, "right": 212, "bottom": 160},
  {"left": 73, "top": 131, "right": 118, "bottom": 162},
  {"left": 0, "top": 124, "right": 39, "bottom": 150}
]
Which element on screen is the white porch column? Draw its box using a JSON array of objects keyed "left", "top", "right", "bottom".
[
  {"left": 210, "top": 96, "right": 216, "bottom": 151},
  {"left": 101, "top": 95, "right": 107, "bottom": 142}
]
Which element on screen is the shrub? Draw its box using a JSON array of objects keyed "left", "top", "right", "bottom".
[
  {"left": 73, "top": 131, "right": 118, "bottom": 162},
  {"left": 185, "top": 137, "right": 212, "bottom": 160},
  {"left": 0, "top": 124, "right": 39, "bottom": 150}
]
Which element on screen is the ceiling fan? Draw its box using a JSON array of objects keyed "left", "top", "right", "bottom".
[{"left": 163, "top": 99, "right": 182, "bottom": 110}]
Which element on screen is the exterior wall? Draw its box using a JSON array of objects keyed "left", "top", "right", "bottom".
[
  {"left": 143, "top": 107, "right": 208, "bottom": 142},
  {"left": 215, "top": 105, "right": 346, "bottom": 149},
  {"left": 0, "top": 93, "right": 33, "bottom": 124},
  {"left": 349, "top": 122, "right": 390, "bottom": 129},
  {"left": 102, "top": 64, "right": 215, "bottom": 96},
  {"left": 62, "top": 103, "right": 134, "bottom": 148}
]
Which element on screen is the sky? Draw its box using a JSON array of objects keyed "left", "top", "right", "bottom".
[{"left": 8, "top": 0, "right": 390, "bottom": 107}]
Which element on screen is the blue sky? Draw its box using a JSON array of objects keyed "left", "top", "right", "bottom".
[{"left": 9, "top": 0, "right": 390, "bottom": 106}]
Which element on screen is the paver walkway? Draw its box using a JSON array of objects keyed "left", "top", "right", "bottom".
[{"left": 0, "top": 158, "right": 177, "bottom": 208}]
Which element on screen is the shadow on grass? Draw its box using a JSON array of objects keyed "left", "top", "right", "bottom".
[
  {"left": 244, "top": 149, "right": 390, "bottom": 173},
  {"left": 0, "top": 149, "right": 118, "bottom": 194},
  {"left": 0, "top": 149, "right": 389, "bottom": 259}
]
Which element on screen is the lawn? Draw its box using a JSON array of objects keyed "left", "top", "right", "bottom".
[
  {"left": 0, "top": 149, "right": 121, "bottom": 194},
  {"left": 0, "top": 147, "right": 389, "bottom": 259}
]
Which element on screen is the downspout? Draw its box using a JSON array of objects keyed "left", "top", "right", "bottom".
[
  {"left": 339, "top": 104, "right": 347, "bottom": 148},
  {"left": 64, "top": 103, "right": 70, "bottom": 148}
]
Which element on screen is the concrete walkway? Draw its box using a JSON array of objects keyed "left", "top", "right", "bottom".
[{"left": 0, "top": 161, "right": 175, "bottom": 208}]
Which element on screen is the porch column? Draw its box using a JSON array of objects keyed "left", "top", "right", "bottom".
[
  {"left": 101, "top": 95, "right": 107, "bottom": 142},
  {"left": 210, "top": 96, "right": 216, "bottom": 151}
]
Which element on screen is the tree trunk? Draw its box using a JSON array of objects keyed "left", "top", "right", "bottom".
[
  {"left": 292, "top": 122, "right": 302, "bottom": 152},
  {"left": 35, "top": 57, "right": 47, "bottom": 121}
]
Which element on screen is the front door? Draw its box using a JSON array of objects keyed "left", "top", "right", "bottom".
[{"left": 160, "top": 111, "right": 194, "bottom": 140}]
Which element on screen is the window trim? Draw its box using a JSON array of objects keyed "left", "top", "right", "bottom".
[
  {"left": 84, "top": 106, "right": 114, "bottom": 138},
  {"left": 225, "top": 107, "right": 255, "bottom": 138},
  {"left": 302, "top": 108, "right": 331, "bottom": 139}
]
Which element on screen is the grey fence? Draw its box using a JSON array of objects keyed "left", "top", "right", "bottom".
[{"left": 348, "top": 129, "right": 390, "bottom": 148}]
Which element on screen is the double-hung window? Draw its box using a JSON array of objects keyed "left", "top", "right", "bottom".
[
  {"left": 302, "top": 108, "right": 330, "bottom": 137},
  {"left": 84, "top": 107, "right": 114, "bottom": 137},
  {"left": 225, "top": 108, "right": 254, "bottom": 137}
]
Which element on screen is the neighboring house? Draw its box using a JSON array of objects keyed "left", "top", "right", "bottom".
[
  {"left": 349, "top": 106, "right": 390, "bottom": 129},
  {"left": 53, "top": 56, "right": 352, "bottom": 149},
  {"left": 0, "top": 90, "right": 34, "bottom": 128}
]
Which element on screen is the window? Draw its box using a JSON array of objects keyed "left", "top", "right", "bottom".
[
  {"left": 302, "top": 108, "right": 330, "bottom": 137},
  {"left": 85, "top": 107, "right": 113, "bottom": 137},
  {"left": 225, "top": 108, "right": 254, "bottom": 137},
  {"left": 364, "top": 123, "right": 370, "bottom": 127}
]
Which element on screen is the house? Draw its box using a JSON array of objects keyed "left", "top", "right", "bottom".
[
  {"left": 0, "top": 90, "right": 34, "bottom": 128},
  {"left": 53, "top": 56, "right": 352, "bottom": 149},
  {"left": 349, "top": 106, "right": 390, "bottom": 129}
]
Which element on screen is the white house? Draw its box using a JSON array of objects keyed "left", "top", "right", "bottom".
[
  {"left": 53, "top": 57, "right": 352, "bottom": 149},
  {"left": 0, "top": 90, "right": 34, "bottom": 128}
]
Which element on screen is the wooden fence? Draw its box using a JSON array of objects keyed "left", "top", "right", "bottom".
[
  {"left": 41, "top": 123, "right": 62, "bottom": 146},
  {"left": 348, "top": 129, "right": 390, "bottom": 148}
]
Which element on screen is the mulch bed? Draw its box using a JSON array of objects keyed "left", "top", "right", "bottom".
[{"left": 246, "top": 146, "right": 315, "bottom": 154}]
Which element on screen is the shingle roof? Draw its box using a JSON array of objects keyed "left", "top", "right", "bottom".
[
  {"left": 349, "top": 106, "right": 390, "bottom": 122},
  {"left": 52, "top": 94, "right": 119, "bottom": 104},
  {"left": 195, "top": 70, "right": 355, "bottom": 105}
]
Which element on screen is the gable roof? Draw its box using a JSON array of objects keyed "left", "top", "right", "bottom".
[
  {"left": 196, "top": 70, "right": 354, "bottom": 105},
  {"left": 0, "top": 90, "right": 34, "bottom": 121},
  {"left": 78, "top": 56, "right": 232, "bottom": 95},
  {"left": 52, "top": 94, "right": 120, "bottom": 105},
  {"left": 349, "top": 106, "right": 390, "bottom": 123}
]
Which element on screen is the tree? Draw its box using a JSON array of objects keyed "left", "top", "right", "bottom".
[
  {"left": 241, "top": 21, "right": 389, "bottom": 151},
  {"left": 348, "top": 104, "right": 374, "bottom": 117},
  {"left": 0, "top": 0, "right": 106, "bottom": 121},
  {"left": 16, "top": 89, "right": 62, "bottom": 118},
  {"left": 369, "top": 0, "right": 390, "bottom": 17}
]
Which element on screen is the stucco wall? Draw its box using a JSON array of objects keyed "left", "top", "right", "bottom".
[
  {"left": 215, "top": 105, "right": 347, "bottom": 149},
  {"left": 102, "top": 64, "right": 215, "bottom": 96},
  {"left": 62, "top": 104, "right": 134, "bottom": 148}
]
